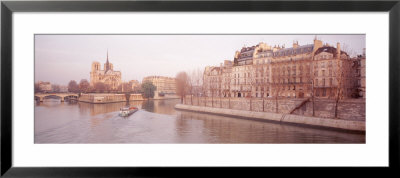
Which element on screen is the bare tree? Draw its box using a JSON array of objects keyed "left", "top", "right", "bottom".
[
  {"left": 209, "top": 76, "right": 217, "bottom": 107},
  {"left": 187, "top": 70, "right": 195, "bottom": 105},
  {"left": 68, "top": 80, "right": 79, "bottom": 93},
  {"left": 202, "top": 70, "right": 207, "bottom": 106},
  {"left": 334, "top": 59, "right": 343, "bottom": 118},
  {"left": 261, "top": 65, "right": 269, "bottom": 112},
  {"left": 51, "top": 84, "right": 60, "bottom": 93},
  {"left": 79, "top": 79, "right": 90, "bottom": 93},
  {"left": 274, "top": 84, "right": 281, "bottom": 113},
  {"left": 271, "top": 68, "right": 281, "bottom": 113},
  {"left": 176, "top": 71, "right": 189, "bottom": 104},
  {"left": 219, "top": 72, "right": 223, "bottom": 108},
  {"left": 204, "top": 67, "right": 220, "bottom": 108},
  {"left": 195, "top": 68, "right": 204, "bottom": 105},
  {"left": 34, "top": 83, "right": 41, "bottom": 93},
  {"left": 117, "top": 82, "right": 132, "bottom": 93},
  {"left": 94, "top": 82, "right": 107, "bottom": 93},
  {"left": 311, "top": 58, "right": 316, "bottom": 116},
  {"left": 333, "top": 47, "right": 352, "bottom": 118}
]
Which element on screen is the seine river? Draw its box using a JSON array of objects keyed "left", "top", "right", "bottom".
[{"left": 35, "top": 98, "right": 365, "bottom": 143}]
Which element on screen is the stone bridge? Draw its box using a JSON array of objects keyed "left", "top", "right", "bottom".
[{"left": 34, "top": 93, "right": 79, "bottom": 102}]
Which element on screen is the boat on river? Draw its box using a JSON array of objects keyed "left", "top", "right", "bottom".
[{"left": 119, "top": 106, "right": 138, "bottom": 117}]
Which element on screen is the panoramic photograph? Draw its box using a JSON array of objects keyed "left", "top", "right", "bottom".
[{"left": 34, "top": 34, "right": 366, "bottom": 143}]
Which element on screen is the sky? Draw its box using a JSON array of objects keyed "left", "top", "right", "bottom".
[{"left": 35, "top": 34, "right": 365, "bottom": 86}]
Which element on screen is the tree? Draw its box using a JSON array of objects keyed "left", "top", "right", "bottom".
[
  {"left": 334, "top": 48, "right": 351, "bottom": 118},
  {"left": 195, "top": 68, "right": 204, "bottom": 105},
  {"left": 122, "top": 83, "right": 132, "bottom": 93},
  {"left": 51, "top": 84, "right": 60, "bottom": 93},
  {"left": 274, "top": 84, "right": 281, "bottom": 113},
  {"left": 68, "top": 80, "right": 79, "bottom": 93},
  {"left": 94, "top": 82, "right": 107, "bottom": 93},
  {"left": 34, "top": 83, "right": 41, "bottom": 93},
  {"left": 270, "top": 68, "right": 281, "bottom": 113},
  {"left": 79, "top": 79, "right": 90, "bottom": 93},
  {"left": 176, "top": 71, "right": 189, "bottom": 104},
  {"left": 141, "top": 81, "right": 157, "bottom": 99},
  {"left": 206, "top": 69, "right": 220, "bottom": 107},
  {"left": 189, "top": 68, "right": 205, "bottom": 106},
  {"left": 188, "top": 69, "right": 203, "bottom": 105},
  {"left": 118, "top": 82, "right": 133, "bottom": 93}
]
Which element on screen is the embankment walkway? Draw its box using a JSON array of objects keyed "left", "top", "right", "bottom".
[{"left": 175, "top": 104, "right": 365, "bottom": 132}]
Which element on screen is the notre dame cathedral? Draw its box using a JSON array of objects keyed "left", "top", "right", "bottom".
[{"left": 90, "top": 51, "right": 122, "bottom": 90}]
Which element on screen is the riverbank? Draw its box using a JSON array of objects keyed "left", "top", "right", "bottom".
[
  {"left": 174, "top": 104, "right": 365, "bottom": 132},
  {"left": 78, "top": 93, "right": 179, "bottom": 103},
  {"left": 183, "top": 96, "right": 365, "bottom": 121}
]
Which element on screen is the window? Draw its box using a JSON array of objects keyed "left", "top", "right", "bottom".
[
  {"left": 299, "top": 66, "right": 303, "bottom": 75},
  {"left": 315, "top": 79, "right": 318, "bottom": 86},
  {"left": 292, "top": 66, "right": 296, "bottom": 76}
]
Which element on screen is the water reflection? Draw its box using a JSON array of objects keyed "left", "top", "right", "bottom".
[
  {"left": 177, "top": 111, "right": 364, "bottom": 143},
  {"left": 35, "top": 98, "right": 365, "bottom": 143},
  {"left": 141, "top": 99, "right": 179, "bottom": 115}
]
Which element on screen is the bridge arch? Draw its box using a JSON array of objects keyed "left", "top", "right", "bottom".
[{"left": 34, "top": 93, "right": 79, "bottom": 102}]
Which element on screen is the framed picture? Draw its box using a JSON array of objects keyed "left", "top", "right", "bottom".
[{"left": 1, "top": 0, "right": 399, "bottom": 176}]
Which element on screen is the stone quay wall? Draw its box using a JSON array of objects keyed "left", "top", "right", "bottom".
[
  {"left": 175, "top": 104, "right": 365, "bottom": 132},
  {"left": 153, "top": 93, "right": 180, "bottom": 100},
  {"left": 79, "top": 93, "right": 127, "bottom": 103},
  {"left": 183, "top": 96, "right": 365, "bottom": 121},
  {"left": 78, "top": 93, "right": 163, "bottom": 103}
]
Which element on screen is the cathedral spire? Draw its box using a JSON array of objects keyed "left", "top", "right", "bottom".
[
  {"left": 105, "top": 49, "right": 110, "bottom": 72},
  {"left": 106, "top": 49, "right": 109, "bottom": 64}
]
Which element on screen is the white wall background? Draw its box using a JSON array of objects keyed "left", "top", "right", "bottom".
[{"left": 13, "top": 12, "right": 388, "bottom": 167}]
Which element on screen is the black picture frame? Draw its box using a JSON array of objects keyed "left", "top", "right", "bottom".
[{"left": 1, "top": 0, "right": 399, "bottom": 177}]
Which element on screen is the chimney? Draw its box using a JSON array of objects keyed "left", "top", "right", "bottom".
[
  {"left": 313, "top": 38, "right": 323, "bottom": 54},
  {"left": 234, "top": 51, "right": 240, "bottom": 59},
  {"left": 337, "top": 42, "right": 341, "bottom": 59}
]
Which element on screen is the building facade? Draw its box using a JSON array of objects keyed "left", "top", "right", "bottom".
[
  {"left": 203, "top": 39, "right": 363, "bottom": 100},
  {"left": 129, "top": 80, "right": 141, "bottom": 92},
  {"left": 142, "top": 76, "right": 177, "bottom": 96},
  {"left": 90, "top": 52, "right": 122, "bottom": 90},
  {"left": 37, "top": 81, "right": 52, "bottom": 92},
  {"left": 353, "top": 48, "right": 366, "bottom": 98}
]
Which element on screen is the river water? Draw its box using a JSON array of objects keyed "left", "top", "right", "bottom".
[{"left": 35, "top": 98, "right": 365, "bottom": 143}]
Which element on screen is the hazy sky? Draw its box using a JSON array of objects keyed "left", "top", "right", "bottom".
[{"left": 35, "top": 35, "right": 365, "bottom": 85}]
